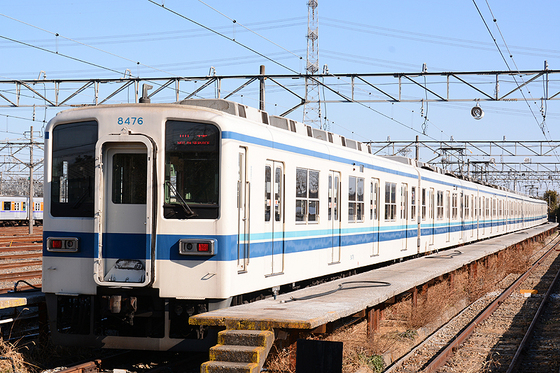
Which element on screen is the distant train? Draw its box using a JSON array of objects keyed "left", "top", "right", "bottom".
[
  {"left": 0, "top": 196, "right": 42, "bottom": 225},
  {"left": 42, "top": 99, "right": 547, "bottom": 351}
]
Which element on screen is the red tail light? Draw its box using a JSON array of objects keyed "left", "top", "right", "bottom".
[{"left": 179, "top": 239, "right": 215, "bottom": 256}]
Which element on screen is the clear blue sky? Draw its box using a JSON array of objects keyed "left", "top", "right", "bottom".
[{"left": 1, "top": 0, "right": 559, "bottom": 148}]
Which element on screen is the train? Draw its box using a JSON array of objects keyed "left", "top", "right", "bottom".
[
  {"left": 0, "top": 196, "right": 42, "bottom": 225},
  {"left": 42, "top": 98, "right": 547, "bottom": 351}
]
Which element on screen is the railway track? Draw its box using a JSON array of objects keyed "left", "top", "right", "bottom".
[
  {"left": 54, "top": 351, "right": 208, "bottom": 373},
  {"left": 388, "top": 233, "right": 560, "bottom": 373},
  {"left": 0, "top": 226, "right": 42, "bottom": 293}
]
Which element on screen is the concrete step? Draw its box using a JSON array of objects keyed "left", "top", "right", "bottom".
[
  {"left": 200, "top": 360, "right": 260, "bottom": 373},
  {"left": 218, "top": 329, "right": 274, "bottom": 348},
  {"left": 209, "top": 344, "right": 265, "bottom": 364},
  {"left": 202, "top": 329, "right": 275, "bottom": 372}
]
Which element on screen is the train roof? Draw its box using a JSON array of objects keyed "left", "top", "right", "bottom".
[
  {"left": 178, "top": 99, "right": 541, "bottom": 201},
  {"left": 53, "top": 99, "right": 542, "bottom": 202}
]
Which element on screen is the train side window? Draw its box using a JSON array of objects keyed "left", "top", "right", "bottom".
[
  {"left": 400, "top": 184, "right": 408, "bottom": 221},
  {"left": 51, "top": 120, "right": 98, "bottom": 217},
  {"left": 3, "top": 202, "right": 10, "bottom": 211},
  {"left": 452, "top": 193, "right": 457, "bottom": 219},
  {"left": 465, "top": 194, "right": 470, "bottom": 219},
  {"left": 349, "top": 176, "right": 364, "bottom": 222},
  {"left": 308, "top": 170, "right": 319, "bottom": 222},
  {"left": 411, "top": 187, "right": 416, "bottom": 221},
  {"left": 384, "top": 182, "right": 396, "bottom": 221},
  {"left": 295, "top": 168, "right": 307, "bottom": 222},
  {"left": 421, "top": 188, "right": 426, "bottom": 221},
  {"left": 348, "top": 177, "right": 356, "bottom": 222},
  {"left": 265, "top": 166, "right": 271, "bottom": 221},
  {"left": 296, "top": 168, "right": 320, "bottom": 223},
  {"left": 328, "top": 175, "right": 332, "bottom": 220},
  {"left": 436, "top": 191, "right": 444, "bottom": 220},
  {"left": 357, "top": 178, "right": 364, "bottom": 221},
  {"left": 275, "top": 166, "right": 282, "bottom": 222},
  {"left": 429, "top": 190, "right": 434, "bottom": 220}
]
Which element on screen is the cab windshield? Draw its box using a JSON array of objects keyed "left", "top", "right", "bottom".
[{"left": 164, "top": 120, "right": 219, "bottom": 219}]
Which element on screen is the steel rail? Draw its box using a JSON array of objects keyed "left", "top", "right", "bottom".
[
  {"left": 0, "top": 261, "right": 41, "bottom": 271},
  {"left": 506, "top": 252, "right": 560, "bottom": 372},
  {"left": 0, "top": 270, "right": 41, "bottom": 282},
  {"left": 0, "top": 246, "right": 43, "bottom": 253},
  {"left": 422, "top": 235, "right": 560, "bottom": 372}
]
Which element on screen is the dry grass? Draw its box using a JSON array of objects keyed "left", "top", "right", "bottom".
[{"left": 0, "top": 339, "right": 34, "bottom": 373}]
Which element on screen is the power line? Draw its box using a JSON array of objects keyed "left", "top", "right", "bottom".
[
  {"left": 0, "top": 13, "right": 189, "bottom": 78},
  {"left": 472, "top": 0, "right": 559, "bottom": 162},
  {"left": 148, "top": 0, "right": 300, "bottom": 75},
  {"left": 0, "top": 34, "right": 124, "bottom": 76},
  {"left": 197, "top": 0, "right": 304, "bottom": 60},
  {"left": 321, "top": 17, "right": 560, "bottom": 59}
]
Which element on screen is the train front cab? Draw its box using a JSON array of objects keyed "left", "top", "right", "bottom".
[{"left": 44, "top": 114, "right": 224, "bottom": 351}]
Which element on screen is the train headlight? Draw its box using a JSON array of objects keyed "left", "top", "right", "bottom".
[
  {"left": 46, "top": 237, "right": 79, "bottom": 252},
  {"left": 179, "top": 239, "right": 216, "bottom": 256}
]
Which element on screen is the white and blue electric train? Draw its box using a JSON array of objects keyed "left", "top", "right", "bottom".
[{"left": 42, "top": 98, "right": 547, "bottom": 351}]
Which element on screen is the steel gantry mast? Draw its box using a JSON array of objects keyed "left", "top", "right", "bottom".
[
  {"left": 1, "top": 69, "right": 559, "bottom": 109},
  {"left": 368, "top": 139, "right": 560, "bottom": 195},
  {"left": 2, "top": 68, "right": 560, "bottom": 196},
  {"left": 303, "top": 0, "right": 322, "bottom": 129}
]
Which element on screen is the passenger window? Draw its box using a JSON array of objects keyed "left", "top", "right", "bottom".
[
  {"left": 275, "top": 166, "right": 282, "bottom": 222},
  {"left": 384, "top": 182, "right": 397, "bottom": 221},
  {"left": 51, "top": 120, "right": 98, "bottom": 217},
  {"left": 411, "top": 187, "right": 416, "bottom": 221},
  {"left": 295, "top": 168, "right": 319, "bottom": 223},
  {"left": 437, "top": 191, "right": 444, "bottom": 220},
  {"left": 349, "top": 176, "right": 364, "bottom": 222},
  {"left": 421, "top": 188, "right": 427, "bottom": 220},
  {"left": 265, "top": 166, "right": 271, "bottom": 222},
  {"left": 112, "top": 154, "right": 147, "bottom": 204}
]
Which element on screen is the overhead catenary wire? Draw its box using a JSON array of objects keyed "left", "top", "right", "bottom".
[
  {"left": 321, "top": 17, "right": 560, "bottom": 59},
  {"left": 0, "top": 34, "right": 124, "bottom": 76},
  {"left": 472, "top": 0, "right": 560, "bottom": 163},
  {"left": 197, "top": 0, "right": 304, "bottom": 61},
  {"left": 148, "top": 0, "right": 300, "bottom": 75},
  {"left": 148, "top": 0, "right": 442, "bottom": 142}
]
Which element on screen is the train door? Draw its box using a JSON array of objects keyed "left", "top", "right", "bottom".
[
  {"left": 475, "top": 195, "right": 479, "bottom": 240},
  {"left": 481, "top": 197, "right": 485, "bottom": 235},
  {"left": 461, "top": 192, "right": 466, "bottom": 242},
  {"left": 94, "top": 138, "right": 153, "bottom": 287},
  {"left": 329, "top": 171, "right": 342, "bottom": 263},
  {"left": 237, "top": 147, "right": 249, "bottom": 272},
  {"left": 429, "top": 188, "right": 435, "bottom": 246},
  {"left": 446, "top": 191, "right": 451, "bottom": 242},
  {"left": 400, "top": 183, "right": 408, "bottom": 251},
  {"left": 265, "top": 160, "right": 284, "bottom": 275}
]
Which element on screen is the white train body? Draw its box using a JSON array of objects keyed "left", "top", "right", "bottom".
[{"left": 42, "top": 99, "right": 547, "bottom": 350}]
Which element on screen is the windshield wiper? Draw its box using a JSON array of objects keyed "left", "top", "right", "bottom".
[{"left": 165, "top": 180, "right": 198, "bottom": 218}]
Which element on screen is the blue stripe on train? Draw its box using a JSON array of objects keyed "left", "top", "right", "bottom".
[{"left": 42, "top": 215, "right": 545, "bottom": 261}]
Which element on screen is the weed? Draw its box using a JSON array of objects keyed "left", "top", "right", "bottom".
[{"left": 358, "top": 352, "right": 385, "bottom": 373}]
